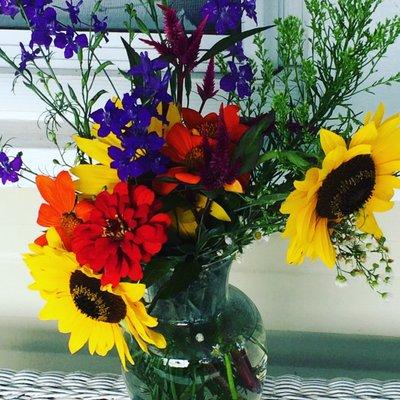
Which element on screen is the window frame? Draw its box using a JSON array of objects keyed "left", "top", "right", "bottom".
[{"left": 0, "top": 0, "right": 301, "bottom": 71}]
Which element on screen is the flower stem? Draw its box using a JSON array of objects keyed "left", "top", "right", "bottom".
[{"left": 224, "top": 353, "right": 238, "bottom": 400}]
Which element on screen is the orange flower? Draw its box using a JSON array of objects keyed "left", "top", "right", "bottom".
[
  {"left": 182, "top": 105, "right": 247, "bottom": 143},
  {"left": 35, "top": 171, "right": 94, "bottom": 249},
  {"left": 155, "top": 124, "right": 210, "bottom": 194}
]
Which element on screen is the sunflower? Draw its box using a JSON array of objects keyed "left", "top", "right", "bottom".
[
  {"left": 71, "top": 103, "right": 180, "bottom": 196},
  {"left": 281, "top": 104, "right": 400, "bottom": 267},
  {"left": 24, "top": 228, "right": 166, "bottom": 369}
]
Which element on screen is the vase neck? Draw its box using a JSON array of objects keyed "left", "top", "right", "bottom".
[{"left": 149, "top": 256, "right": 233, "bottom": 323}]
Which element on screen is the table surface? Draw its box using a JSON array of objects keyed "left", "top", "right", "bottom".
[{"left": 1, "top": 369, "right": 400, "bottom": 399}]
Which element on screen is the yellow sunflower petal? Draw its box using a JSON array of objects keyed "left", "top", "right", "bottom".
[
  {"left": 349, "top": 123, "right": 378, "bottom": 148},
  {"left": 355, "top": 211, "right": 383, "bottom": 239},
  {"left": 313, "top": 218, "right": 336, "bottom": 268},
  {"left": 145, "top": 327, "right": 167, "bottom": 349},
  {"left": 68, "top": 316, "right": 93, "bottom": 354},
  {"left": 115, "top": 283, "right": 146, "bottom": 303},
  {"left": 376, "top": 160, "right": 400, "bottom": 175},
  {"left": 368, "top": 103, "right": 385, "bottom": 127},
  {"left": 71, "top": 164, "right": 119, "bottom": 196},
  {"left": 320, "top": 129, "right": 346, "bottom": 155},
  {"left": 286, "top": 237, "right": 306, "bottom": 265},
  {"left": 366, "top": 196, "right": 394, "bottom": 213},
  {"left": 112, "top": 325, "right": 134, "bottom": 370}
]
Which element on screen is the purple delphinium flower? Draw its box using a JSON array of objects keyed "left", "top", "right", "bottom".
[
  {"left": 228, "top": 41, "right": 247, "bottom": 62},
  {"left": 92, "top": 14, "right": 108, "bottom": 42},
  {"left": 54, "top": 26, "right": 88, "bottom": 58},
  {"left": 108, "top": 129, "right": 168, "bottom": 180},
  {"left": 18, "top": 43, "right": 40, "bottom": 72},
  {"left": 129, "top": 52, "right": 172, "bottom": 105},
  {"left": 201, "top": 0, "right": 241, "bottom": 34},
  {"left": 90, "top": 99, "right": 131, "bottom": 138},
  {"left": 201, "top": 0, "right": 257, "bottom": 34},
  {"left": 0, "top": 151, "right": 22, "bottom": 184},
  {"left": 28, "top": 6, "right": 58, "bottom": 48},
  {"left": 0, "top": 0, "right": 19, "bottom": 18},
  {"left": 242, "top": 0, "right": 257, "bottom": 22},
  {"left": 220, "top": 61, "right": 253, "bottom": 98},
  {"left": 121, "top": 93, "right": 153, "bottom": 130},
  {"left": 65, "top": 0, "right": 83, "bottom": 25}
]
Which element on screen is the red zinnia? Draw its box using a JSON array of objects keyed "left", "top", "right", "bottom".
[{"left": 71, "top": 182, "right": 171, "bottom": 287}]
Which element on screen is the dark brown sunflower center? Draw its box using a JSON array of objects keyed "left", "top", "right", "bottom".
[
  {"left": 60, "top": 212, "right": 81, "bottom": 237},
  {"left": 69, "top": 270, "right": 126, "bottom": 323},
  {"left": 185, "top": 146, "right": 205, "bottom": 169},
  {"left": 196, "top": 121, "right": 218, "bottom": 139},
  {"left": 103, "top": 216, "right": 128, "bottom": 241},
  {"left": 316, "top": 154, "right": 376, "bottom": 219}
]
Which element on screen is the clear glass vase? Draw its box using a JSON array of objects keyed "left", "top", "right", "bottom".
[{"left": 123, "top": 256, "right": 268, "bottom": 400}]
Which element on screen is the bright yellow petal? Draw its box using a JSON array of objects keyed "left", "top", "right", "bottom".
[
  {"left": 313, "top": 218, "right": 335, "bottom": 268},
  {"left": 350, "top": 123, "right": 378, "bottom": 148},
  {"left": 366, "top": 196, "right": 394, "bottom": 213},
  {"left": 197, "top": 195, "right": 231, "bottom": 222},
  {"left": 224, "top": 180, "right": 244, "bottom": 193},
  {"left": 320, "top": 129, "right": 346, "bottom": 155},
  {"left": 71, "top": 164, "right": 119, "bottom": 196},
  {"left": 68, "top": 316, "right": 93, "bottom": 354},
  {"left": 356, "top": 211, "right": 383, "bottom": 239},
  {"left": 115, "top": 283, "right": 146, "bottom": 303},
  {"left": 74, "top": 135, "right": 113, "bottom": 166}
]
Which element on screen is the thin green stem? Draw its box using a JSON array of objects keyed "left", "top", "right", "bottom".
[{"left": 224, "top": 353, "right": 238, "bottom": 400}]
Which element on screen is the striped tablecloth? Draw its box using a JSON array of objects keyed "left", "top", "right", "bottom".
[{"left": 1, "top": 369, "right": 400, "bottom": 399}]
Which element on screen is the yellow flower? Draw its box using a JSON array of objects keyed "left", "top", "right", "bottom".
[
  {"left": 281, "top": 104, "right": 400, "bottom": 267},
  {"left": 172, "top": 195, "right": 231, "bottom": 237},
  {"left": 149, "top": 103, "right": 181, "bottom": 138},
  {"left": 23, "top": 228, "right": 166, "bottom": 370},
  {"left": 71, "top": 103, "right": 181, "bottom": 196}
]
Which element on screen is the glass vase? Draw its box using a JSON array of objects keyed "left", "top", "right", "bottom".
[{"left": 123, "top": 256, "right": 268, "bottom": 400}]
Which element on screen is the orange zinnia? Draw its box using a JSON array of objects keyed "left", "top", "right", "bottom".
[
  {"left": 155, "top": 123, "right": 210, "bottom": 195},
  {"left": 182, "top": 105, "right": 247, "bottom": 143},
  {"left": 35, "top": 171, "right": 93, "bottom": 249}
]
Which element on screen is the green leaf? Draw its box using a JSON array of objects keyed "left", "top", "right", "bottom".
[
  {"left": 121, "top": 37, "right": 141, "bottom": 69},
  {"left": 143, "top": 257, "right": 182, "bottom": 288},
  {"left": 121, "top": 37, "right": 143, "bottom": 89},
  {"left": 257, "top": 150, "right": 279, "bottom": 165},
  {"left": 88, "top": 89, "right": 108, "bottom": 108},
  {"left": 67, "top": 85, "right": 79, "bottom": 103},
  {"left": 234, "top": 113, "right": 275, "bottom": 173},
  {"left": 185, "top": 74, "right": 192, "bottom": 105},
  {"left": 135, "top": 15, "right": 150, "bottom": 35},
  {"left": 284, "top": 151, "right": 312, "bottom": 169},
  {"left": 95, "top": 61, "right": 114, "bottom": 75},
  {"left": 245, "top": 192, "right": 288, "bottom": 207},
  {"left": 198, "top": 25, "right": 274, "bottom": 64}
]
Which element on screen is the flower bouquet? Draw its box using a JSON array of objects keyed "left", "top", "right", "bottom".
[{"left": 1, "top": 0, "right": 400, "bottom": 399}]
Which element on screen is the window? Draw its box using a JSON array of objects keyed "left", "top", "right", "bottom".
[{"left": 0, "top": 1, "right": 303, "bottom": 145}]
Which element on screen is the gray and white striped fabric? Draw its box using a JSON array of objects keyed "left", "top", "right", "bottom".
[{"left": 1, "top": 369, "right": 400, "bottom": 399}]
